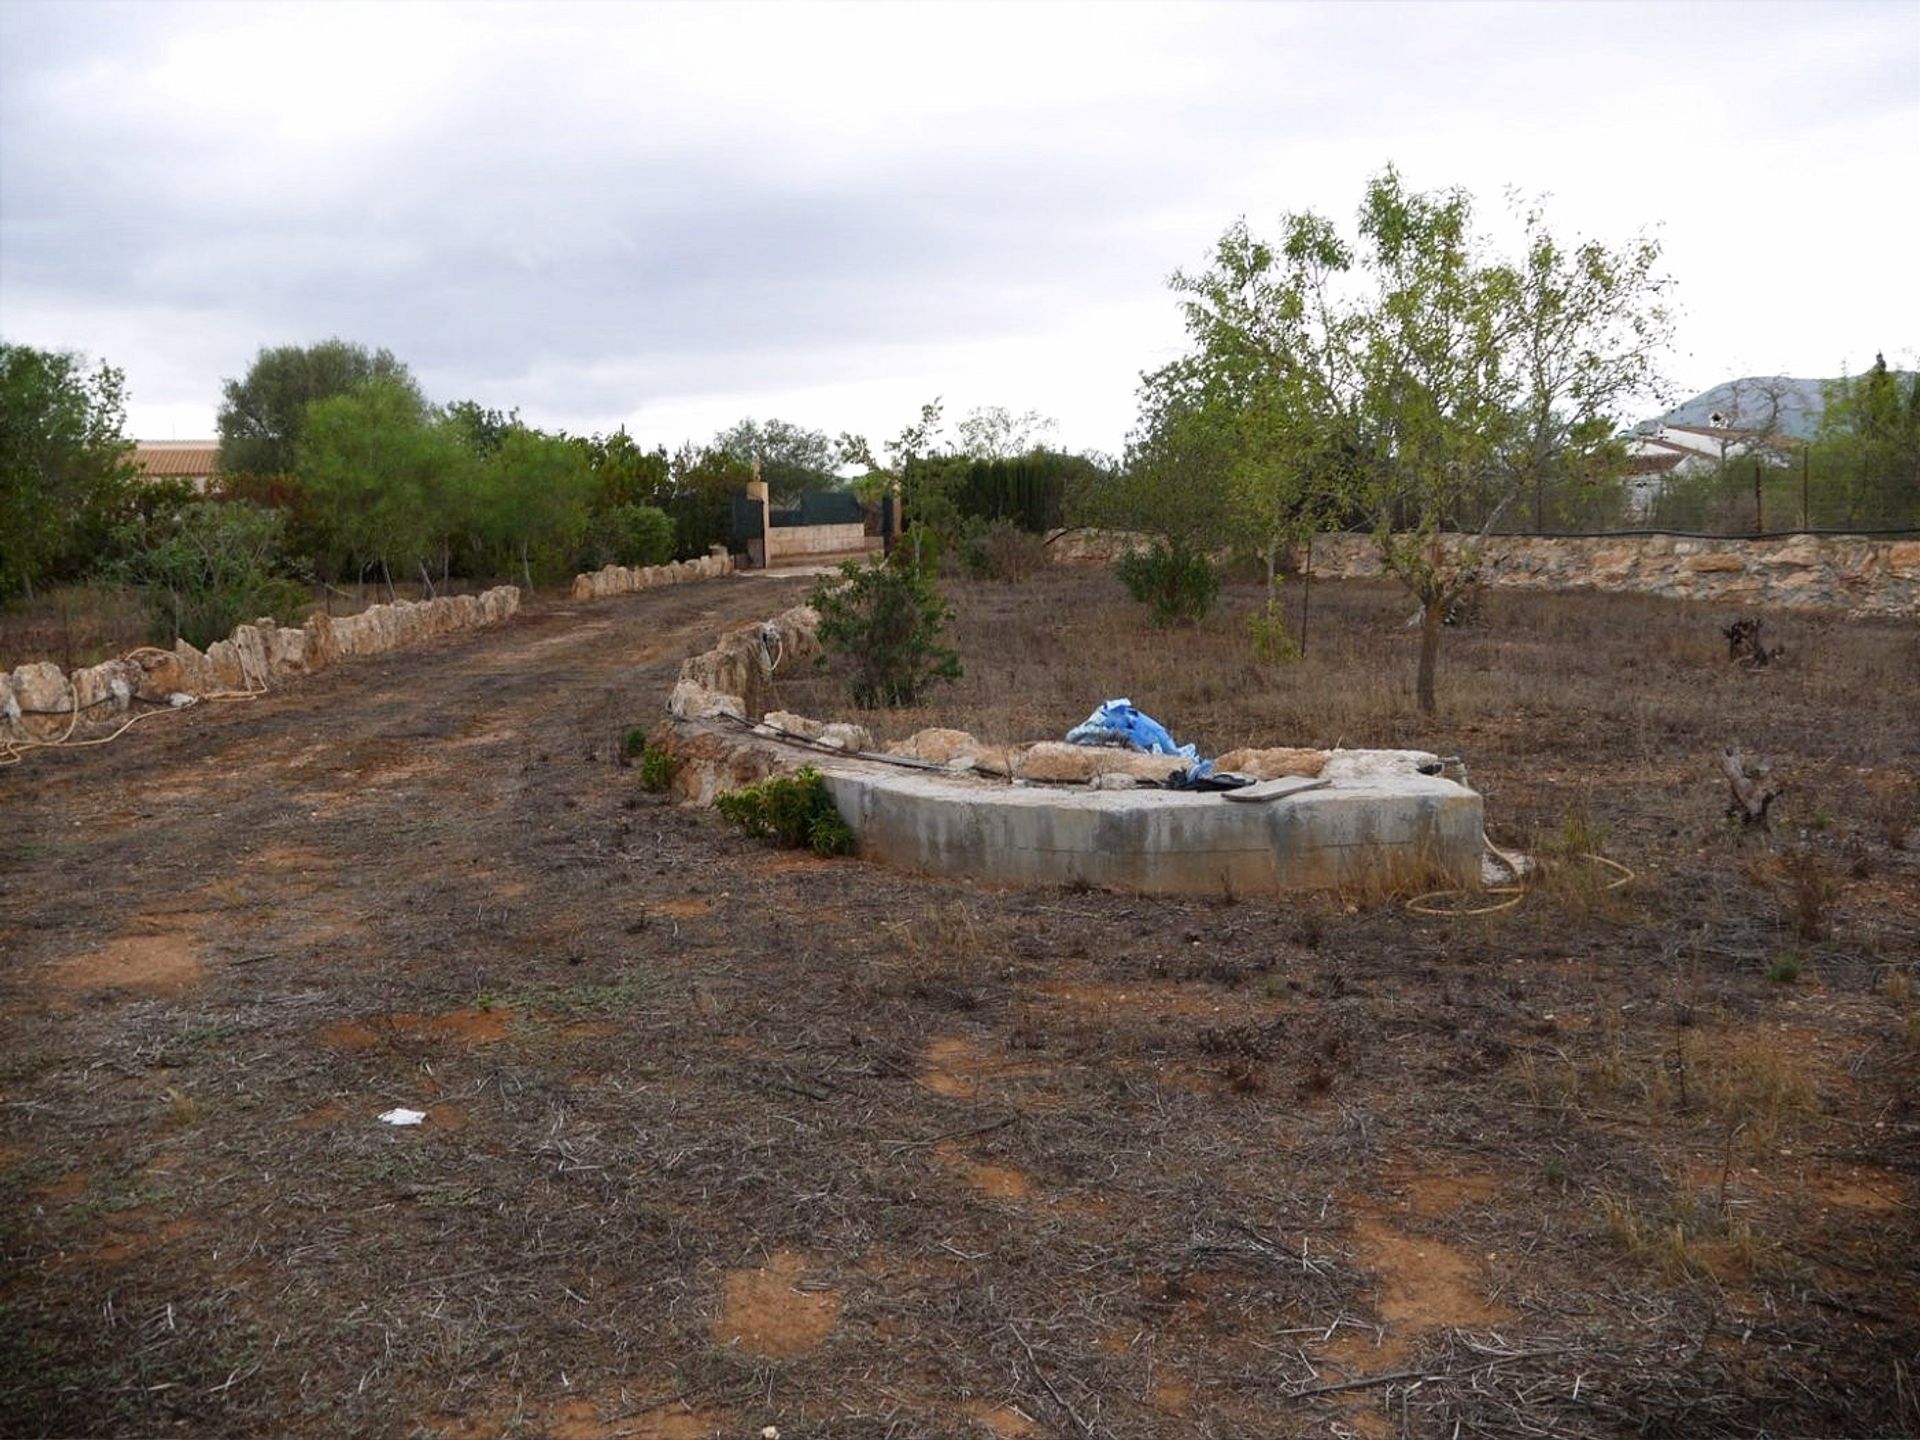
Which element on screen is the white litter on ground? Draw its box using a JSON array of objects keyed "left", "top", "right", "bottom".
[{"left": 378, "top": 1108, "right": 427, "bottom": 1126}]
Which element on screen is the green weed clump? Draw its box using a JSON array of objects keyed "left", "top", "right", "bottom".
[
  {"left": 1248, "top": 598, "right": 1300, "bottom": 664},
  {"left": 715, "top": 766, "right": 855, "bottom": 856},
  {"left": 637, "top": 742, "right": 678, "bottom": 794},
  {"left": 1114, "top": 539, "right": 1219, "bottom": 625}
]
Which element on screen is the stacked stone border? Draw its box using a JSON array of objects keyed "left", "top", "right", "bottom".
[
  {"left": 1048, "top": 529, "right": 1920, "bottom": 617},
  {"left": 570, "top": 550, "right": 732, "bottom": 602},
  {"left": 3, "top": 587, "right": 521, "bottom": 745}
]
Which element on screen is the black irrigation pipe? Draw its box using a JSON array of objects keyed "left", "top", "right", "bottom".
[
  {"left": 1462, "top": 526, "right": 1920, "bottom": 541},
  {"left": 1047, "top": 523, "right": 1919, "bottom": 545}
]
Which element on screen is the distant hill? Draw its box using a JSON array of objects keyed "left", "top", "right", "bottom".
[{"left": 1648, "top": 376, "right": 1828, "bottom": 440}]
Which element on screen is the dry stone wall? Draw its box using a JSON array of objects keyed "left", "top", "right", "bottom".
[
  {"left": 1046, "top": 528, "right": 1919, "bottom": 616},
  {"left": 3, "top": 586, "right": 520, "bottom": 744},
  {"left": 571, "top": 552, "right": 732, "bottom": 601},
  {"left": 1293, "top": 532, "right": 1919, "bottom": 617}
]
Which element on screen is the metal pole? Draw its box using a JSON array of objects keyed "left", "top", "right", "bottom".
[{"left": 1298, "top": 535, "right": 1314, "bottom": 657}]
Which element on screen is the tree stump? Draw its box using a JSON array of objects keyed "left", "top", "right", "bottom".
[
  {"left": 1725, "top": 617, "right": 1782, "bottom": 667},
  {"left": 1722, "top": 746, "right": 1779, "bottom": 829}
]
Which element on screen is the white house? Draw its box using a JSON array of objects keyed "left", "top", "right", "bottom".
[{"left": 1621, "top": 420, "right": 1796, "bottom": 515}]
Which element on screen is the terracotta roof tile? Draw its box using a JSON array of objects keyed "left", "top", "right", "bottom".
[{"left": 133, "top": 442, "right": 221, "bottom": 478}]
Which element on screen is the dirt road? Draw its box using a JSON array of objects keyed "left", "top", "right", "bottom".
[{"left": 3, "top": 575, "right": 1914, "bottom": 1440}]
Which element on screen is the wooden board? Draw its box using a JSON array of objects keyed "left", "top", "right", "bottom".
[{"left": 1219, "top": 775, "right": 1331, "bottom": 804}]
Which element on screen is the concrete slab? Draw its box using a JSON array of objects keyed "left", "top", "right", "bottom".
[{"left": 818, "top": 762, "right": 1482, "bottom": 896}]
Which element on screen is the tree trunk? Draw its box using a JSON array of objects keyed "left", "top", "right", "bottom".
[{"left": 1416, "top": 598, "right": 1444, "bottom": 716}]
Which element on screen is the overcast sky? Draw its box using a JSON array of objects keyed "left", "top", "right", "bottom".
[{"left": 2, "top": 0, "right": 1915, "bottom": 453}]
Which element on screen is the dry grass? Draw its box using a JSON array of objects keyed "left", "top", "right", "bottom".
[
  {"left": 780, "top": 566, "right": 1918, "bottom": 779},
  {"left": 0, "top": 583, "right": 153, "bottom": 672}
]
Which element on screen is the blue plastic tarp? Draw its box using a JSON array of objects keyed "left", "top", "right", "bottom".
[{"left": 1064, "top": 698, "right": 1213, "bottom": 780}]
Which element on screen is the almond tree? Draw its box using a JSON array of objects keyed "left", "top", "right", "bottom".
[{"left": 1165, "top": 168, "right": 1673, "bottom": 714}]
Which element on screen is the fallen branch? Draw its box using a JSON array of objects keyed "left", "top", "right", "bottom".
[{"left": 1282, "top": 1347, "right": 1576, "bottom": 1401}]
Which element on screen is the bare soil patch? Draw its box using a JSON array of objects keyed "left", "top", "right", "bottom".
[
  {"left": 712, "top": 1249, "right": 842, "bottom": 1359},
  {"left": 46, "top": 920, "right": 206, "bottom": 995}
]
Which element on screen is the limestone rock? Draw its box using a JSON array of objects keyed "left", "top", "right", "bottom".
[
  {"left": 758, "top": 711, "right": 874, "bottom": 752},
  {"left": 668, "top": 678, "right": 746, "bottom": 722},
  {"left": 301, "top": 612, "right": 339, "bottom": 671},
  {"left": 817, "top": 722, "right": 875, "bottom": 752},
  {"left": 130, "top": 648, "right": 189, "bottom": 701},
  {"left": 1214, "top": 746, "right": 1328, "bottom": 779},
  {"left": 647, "top": 719, "right": 783, "bottom": 805},
  {"left": 1014, "top": 742, "right": 1187, "bottom": 785},
  {"left": 1319, "top": 749, "right": 1442, "bottom": 782},
  {"left": 890, "top": 728, "right": 985, "bottom": 765},
  {"left": 1687, "top": 552, "right": 1746, "bottom": 573},
  {"left": 9, "top": 661, "right": 71, "bottom": 717},
  {"left": 761, "top": 709, "right": 828, "bottom": 740},
  {"left": 171, "top": 640, "right": 217, "bottom": 693},
  {"left": 71, "top": 660, "right": 137, "bottom": 715}
]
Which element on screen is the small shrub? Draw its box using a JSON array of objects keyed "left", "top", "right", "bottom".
[
  {"left": 1248, "top": 600, "right": 1300, "bottom": 664},
  {"left": 812, "top": 558, "right": 961, "bottom": 708},
  {"left": 621, "top": 726, "right": 647, "bottom": 759},
  {"left": 637, "top": 741, "right": 678, "bottom": 794},
  {"left": 958, "top": 517, "right": 1046, "bottom": 582},
  {"left": 1780, "top": 847, "right": 1841, "bottom": 941},
  {"left": 715, "top": 766, "right": 855, "bottom": 856},
  {"left": 1113, "top": 539, "right": 1218, "bottom": 625},
  {"left": 1767, "top": 952, "right": 1803, "bottom": 984}
]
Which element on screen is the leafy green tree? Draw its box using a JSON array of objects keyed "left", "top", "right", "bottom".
[
  {"left": 1815, "top": 354, "right": 1920, "bottom": 525},
  {"left": 218, "top": 339, "right": 416, "bottom": 478},
  {"left": 1162, "top": 168, "right": 1673, "bottom": 713},
  {"left": 0, "top": 342, "right": 139, "bottom": 599},
  {"left": 580, "top": 428, "right": 673, "bottom": 511},
  {"left": 713, "top": 417, "right": 843, "bottom": 500},
  {"left": 296, "top": 376, "right": 470, "bottom": 588},
  {"left": 1349, "top": 171, "right": 1523, "bottom": 713},
  {"left": 668, "top": 443, "right": 754, "bottom": 558},
  {"left": 1504, "top": 203, "right": 1671, "bottom": 530},
  {"left": 1078, "top": 364, "right": 1236, "bottom": 556},
  {"left": 580, "top": 503, "right": 675, "bottom": 569},
  {"left": 956, "top": 405, "right": 1057, "bottom": 460},
  {"left": 111, "top": 500, "right": 305, "bottom": 648},
  {"left": 839, "top": 399, "right": 956, "bottom": 566},
  {"left": 469, "top": 427, "right": 597, "bottom": 586},
  {"left": 445, "top": 400, "right": 520, "bottom": 459}
]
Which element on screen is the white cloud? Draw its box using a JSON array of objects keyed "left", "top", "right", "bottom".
[{"left": 1, "top": 0, "right": 1914, "bottom": 448}]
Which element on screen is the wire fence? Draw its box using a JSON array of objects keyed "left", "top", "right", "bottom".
[{"left": 1445, "top": 459, "right": 1919, "bottom": 540}]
